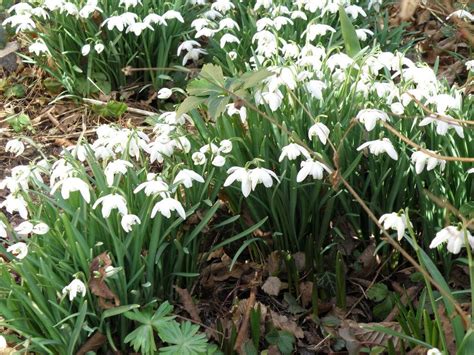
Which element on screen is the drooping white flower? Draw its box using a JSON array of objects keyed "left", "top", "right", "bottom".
[
  {"left": 379, "top": 212, "right": 409, "bottom": 240},
  {"left": 151, "top": 198, "right": 186, "bottom": 219},
  {"left": 32, "top": 222, "right": 49, "bottom": 235},
  {"left": 134, "top": 176, "right": 169, "bottom": 196},
  {"left": 94, "top": 43, "right": 105, "bottom": 54},
  {"left": 224, "top": 167, "right": 252, "bottom": 197},
  {"left": 0, "top": 221, "right": 7, "bottom": 239},
  {"left": 220, "top": 33, "right": 240, "bottom": 48},
  {"left": 355, "top": 29, "right": 374, "bottom": 41},
  {"left": 2, "top": 14, "right": 36, "bottom": 33},
  {"left": 356, "top": 109, "right": 390, "bottom": 131},
  {"left": 279, "top": 143, "right": 311, "bottom": 162},
  {"left": 218, "top": 18, "right": 240, "bottom": 31},
  {"left": 248, "top": 167, "right": 279, "bottom": 191},
  {"left": 446, "top": 10, "right": 474, "bottom": 22},
  {"left": 0, "top": 194, "right": 28, "bottom": 219},
  {"left": 466, "top": 60, "right": 474, "bottom": 71},
  {"left": 261, "top": 91, "right": 283, "bottom": 112},
  {"left": 144, "top": 13, "right": 167, "bottom": 26},
  {"left": 173, "top": 169, "right": 205, "bottom": 188},
  {"left": 192, "top": 152, "right": 207, "bottom": 166},
  {"left": 0, "top": 335, "right": 6, "bottom": 350},
  {"left": 296, "top": 159, "right": 331, "bottom": 182},
  {"left": 306, "top": 80, "right": 326, "bottom": 100},
  {"left": 345, "top": 5, "right": 367, "bottom": 19},
  {"left": 219, "top": 140, "right": 233, "bottom": 154},
  {"left": 29, "top": 40, "right": 49, "bottom": 55},
  {"left": 62, "top": 279, "right": 87, "bottom": 301},
  {"left": 93, "top": 194, "right": 128, "bottom": 218},
  {"left": 304, "top": 24, "right": 336, "bottom": 41},
  {"left": 390, "top": 102, "right": 404, "bottom": 115},
  {"left": 357, "top": 138, "right": 398, "bottom": 160},
  {"left": 411, "top": 151, "right": 446, "bottom": 174},
  {"left": 429, "top": 226, "right": 474, "bottom": 254},
  {"left": 211, "top": 0, "right": 235, "bottom": 13},
  {"left": 226, "top": 104, "right": 247, "bottom": 123},
  {"left": 126, "top": 22, "right": 153, "bottom": 36},
  {"left": 212, "top": 155, "right": 226, "bottom": 167},
  {"left": 7, "top": 242, "right": 28, "bottom": 259},
  {"left": 163, "top": 10, "right": 184, "bottom": 22},
  {"left": 419, "top": 115, "right": 464, "bottom": 138},
  {"left": 308, "top": 122, "right": 330, "bottom": 145},
  {"left": 427, "top": 349, "right": 442, "bottom": 355},
  {"left": 121, "top": 214, "right": 141, "bottom": 232},
  {"left": 5, "top": 139, "right": 25, "bottom": 157},
  {"left": 81, "top": 44, "right": 91, "bottom": 56},
  {"left": 119, "top": 0, "right": 141, "bottom": 8},
  {"left": 14, "top": 221, "right": 34, "bottom": 236},
  {"left": 254, "top": 0, "right": 272, "bottom": 10},
  {"left": 104, "top": 159, "right": 133, "bottom": 186},
  {"left": 157, "top": 88, "right": 172, "bottom": 99},
  {"left": 51, "top": 177, "right": 91, "bottom": 203},
  {"left": 468, "top": 168, "right": 474, "bottom": 174}
]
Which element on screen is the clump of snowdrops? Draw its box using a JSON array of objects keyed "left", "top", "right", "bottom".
[{"left": 0, "top": 116, "right": 247, "bottom": 352}]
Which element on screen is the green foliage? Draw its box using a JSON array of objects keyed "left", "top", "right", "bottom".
[
  {"left": 92, "top": 100, "right": 128, "bottom": 118},
  {"left": 7, "top": 113, "right": 33, "bottom": 133}
]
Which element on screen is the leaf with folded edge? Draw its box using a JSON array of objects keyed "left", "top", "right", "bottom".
[{"left": 339, "top": 6, "right": 361, "bottom": 57}]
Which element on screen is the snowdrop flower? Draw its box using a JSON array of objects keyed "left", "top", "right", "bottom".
[
  {"left": 252, "top": 30, "right": 278, "bottom": 57},
  {"left": 308, "top": 122, "right": 330, "bottom": 145},
  {"left": 212, "top": 155, "right": 226, "bottom": 167},
  {"left": 446, "top": 10, "right": 474, "bottom": 22},
  {"left": 151, "top": 198, "right": 186, "bottom": 219},
  {"left": 2, "top": 14, "right": 36, "bottom": 32},
  {"left": 119, "top": 0, "right": 141, "bottom": 8},
  {"left": 254, "top": 0, "right": 272, "bottom": 10},
  {"left": 79, "top": 0, "right": 102, "bottom": 18},
  {"left": 228, "top": 51, "right": 237, "bottom": 60},
  {"left": 466, "top": 60, "right": 474, "bottom": 71},
  {"left": 279, "top": 143, "right": 311, "bottom": 161},
  {"left": 219, "top": 140, "right": 233, "bottom": 154},
  {"left": 144, "top": 13, "right": 167, "bottom": 26},
  {"left": 224, "top": 167, "right": 252, "bottom": 197},
  {"left": 468, "top": 168, "right": 474, "bottom": 174},
  {"left": 192, "top": 152, "right": 207, "bottom": 166},
  {"left": 14, "top": 221, "right": 34, "bottom": 236},
  {"left": 121, "top": 214, "right": 141, "bottom": 232},
  {"left": 94, "top": 43, "right": 105, "bottom": 54},
  {"left": 62, "top": 2, "right": 79, "bottom": 16},
  {"left": 93, "top": 194, "right": 128, "bottom": 218},
  {"left": 126, "top": 22, "right": 153, "bottom": 36},
  {"left": 51, "top": 177, "right": 91, "bottom": 203},
  {"left": 102, "top": 13, "right": 138, "bottom": 31},
  {"left": 326, "top": 53, "right": 357, "bottom": 72},
  {"left": 261, "top": 91, "right": 283, "bottom": 112},
  {"left": 5, "top": 139, "right": 25, "bottom": 157},
  {"left": 157, "top": 88, "right": 172, "bottom": 99},
  {"left": 411, "top": 151, "right": 446, "bottom": 174},
  {"left": 356, "top": 109, "right": 390, "bottom": 131},
  {"left": 356, "top": 29, "right": 374, "bottom": 41},
  {"left": 304, "top": 24, "right": 336, "bottom": 41},
  {"left": 29, "top": 40, "right": 49, "bottom": 55},
  {"left": 379, "top": 212, "right": 409, "bottom": 240},
  {"left": 7, "top": 242, "right": 28, "bottom": 259},
  {"left": 0, "top": 221, "right": 6, "bottom": 239},
  {"left": 81, "top": 44, "right": 91, "bottom": 56},
  {"left": 390, "top": 102, "right": 404, "bottom": 115},
  {"left": 0, "top": 194, "right": 28, "bottom": 219},
  {"left": 357, "top": 138, "right": 398, "bottom": 160},
  {"left": 345, "top": 5, "right": 367, "bottom": 19},
  {"left": 195, "top": 27, "right": 217, "bottom": 38},
  {"left": 419, "top": 115, "right": 464, "bottom": 138},
  {"left": 173, "top": 169, "right": 205, "bottom": 188},
  {"left": 211, "top": 0, "right": 235, "bottom": 13},
  {"left": 8, "top": 3, "right": 33, "bottom": 14},
  {"left": 105, "top": 160, "right": 133, "bottom": 186},
  {"left": 220, "top": 33, "right": 240, "bottom": 48},
  {"left": 0, "top": 335, "right": 5, "bottom": 350},
  {"left": 427, "top": 349, "right": 442, "bottom": 355},
  {"left": 33, "top": 222, "right": 49, "bottom": 235},
  {"left": 134, "top": 176, "right": 169, "bottom": 196},
  {"left": 200, "top": 143, "right": 219, "bottom": 155},
  {"left": 273, "top": 16, "right": 293, "bottom": 30},
  {"left": 62, "top": 279, "right": 87, "bottom": 301},
  {"left": 191, "top": 18, "right": 209, "bottom": 31},
  {"left": 182, "top": 48, "right": 207, "bottom": 65},
  {"left": 163, "top": 10, "right": 184, "bottom": 23},
  {"left": 219, "top": 18, "right": 240, "bottom": 31},
  {"left": 297, "top": 159, "right": 331, "bottom": 182},
  {"left": 226, "top": 104, "right": 247, "bottom": 123},
  {"left": 306, "top": 80, "right": 326, "bottom": 100},
  {"left": 249, "top": 168, "right": 280, "bottom": 191},
  {"left": 429, "top": 226, "right": 474, "bottom": 254}
]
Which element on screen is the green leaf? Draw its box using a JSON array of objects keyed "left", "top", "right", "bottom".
[
  {"left": 7, "top": 113, "right": 33, "bottom": 132},
  {"left": 367, "top": 283, "right": 388, "bottom": 302},
  {"left": 92, "top": 100, "right": 128, "bottom": 118},
  {"left": 158, "top": 321, "right": 209, "bottom": 355},
  {"left": 458, "top": 328, "right": 474, "bottom": 355},
  {"left": 339, "top": 6, "right": 361, "bottom": 57},
  {"left": 241, "top": 69, "right": 272, "bottom": 90},
  {"left": 5, "top": 84, "right": 25, "bottom": 98},
  {"left": 101, "top": 304, "right": 140, "bottom": 321},
  {"left": 176, "top": 96, "right": 206, "bottom": 117}
]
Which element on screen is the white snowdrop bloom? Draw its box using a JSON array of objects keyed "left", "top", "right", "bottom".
[
  {"left": 0, "top": 194, "right": 29, "bottom": 219},
  {"left": 356, "top": 109, "right": 390, "bottom": 131},
  {"left": 29, "top": 40, "right": 49, "bottom": 55},
  {"left": 279, "top": 143, "right": 311, "bottom": 162},
  {"left": 308, "top": 122, "right": 330, "bottom": 145},
  {"left": 291, "top": 10, "right": 307, "bottom": 20},
  {"left": 7, "top": 242, "right": 28, "bottom": 260},
  {"left": 94, "top": 43, "right": 105, "bottom": 54},
  {"left": 163, "top": 10, "right": 184, "bottom": 23},
  {"left": 5, "top": 139, "right": 25, "bottom": 157},
  {"left": 219, "top": 140, "right": 233, "bottom": 154},
  {"left": 151, "top": 198, "right": 186, "bottom": 219},
  {"left": 254, "top": 0, "right": 272, "bottom": 10},
  {"left": 252, "top": 30, "right": 278, "bottom": 57},
  {"left": 119, "top": 0, "right": 141, "bottom": 8},
  {"left": 226, "top": 104, "right": 247, "bottom": 123},
  {"left": 356, "top": 29, "right": 374, "bottom": 41},
  {"left": 390, "top": 102, "right": 404, "bottom": 115},
  {"left": 81, "top": 44, "right": 91, "bottom": 56},
  {"left": 144, "top": 13, "right": 167, "bottom": 26},
  {"left": 220, "top": 33, "right": 240, "bottom": 48},
  {"left": 411, "top": 151, "right": 446, "bottom": 174},
  {"left": 224, "top": 167, "right": 251, "bottom": 197},
  {"left": 134, "top": 177, "right": 169, "bottom": 196},
  {"left": 306, "top": 80, "right": 326, "bottom": 100},
  {"left": 326, "top": 53, "right": 357, "bottom": 72},
  {"left": 62, "top": 279, "right": 87, "bottom": 301},
  {"left": 430, "top": 226, "right": 474, "bottom": 254},
  {"left": 2, "top": 14, "right": 36, "bottom": 33},
  {"left": 195, "top": 27, "right": 217, "bottom": 38},
  {"left": 212, "top": 155, "right": 226, "bottom": 167},
  {"left": 427, "top": 93, "right": 461, "bottom": 115},
  {"left": 126, "top": 22, "right": 153, "bottom": 36},
  {"left": 105, "top": 159, "right": 133, "bottom": 186},
  {"left": 427, "top": 349, "right": 442, "bottom": 355},
  {"left": 158, "top": 111, "right": 189, "bottom": 125},
  {"left": 218, "top": 18, "right": 240, "bottom": 31},
  {"left": 261, "top": 91, "right": 283, "bottom": 112},
  {"left": 304, "top": 24, "right": 336, "bottom": 41},
  {"left": 368, "top": 0, "right": 383, "bottom": 10},
  {"left": 32, "top": 222, "right": 49, "bottom": 235},
  {"left": 192, "top": 152, "right": 207, "bottom": 166},
  {"left": 211, "top": 0, "right": 234, "bottom": 13},
  {"left": 419, "top": 115, "right": 464, "bottom": 138},
  {"left": 157, "top": 88, "right": 172, "bottom": 99},
  {"left": 345, "top": 5, "right": 367, "bottom": 19},
  {"left": 357, "top": 138, "right": 398, "bottom": 160},
  {"left": 200, "top": 143, "right": 219, "bottom": 154},
  {"left": 182, "top": 48, "right": 207, "bottom": 65},
  {"left": 256, "top": 18, "right": 274, "bottom": 31},
  {"left": 51, "top": 177, "right": 91, "bottom": 203},
  {"left": 0, "top": 335, "right": 5, "bottom": 350},
  {"left": 228, "top": 51, "right": 237, "bottom": 60},
  {"left": 61, "top": 2, "right": 79, "bottom": 16},
  {"left": 173, "top": 169, "right": 205, "bottom": 188},
  {"left": 8, "top": 3, "right": 33, "bottom": 14},
  {"left": 466, "top": 60, "right": 474, "bottom": 71},
  {"left": 379, "top": 212, "right": 409, "bottom": 241},
  {"left": 204, "top": 9, "right": 223, "bottom": 20},
  {"left": 31, "top": 7, "right": 49, "bottom": 19},
  {"left": 102, "top": 12, "right": 138, "bottom": 31},
  {"left": 468, "top": 168, "right": 474, "bottom": 174},
  {"left": 93, "top": 194, "right": 128, "bottom": 218},
  {"left": 79, "top": 0, "right": 102, "bottom": 18},
  {"left": 446, "top": 10, "right": 474, "bottom": 22},
  {"left": 14, "top": 221, "right": 34, "bottom": 236},
  {"left": 173, "top": 136, "right": 191, "bottom": 153},
  {"left": 147, "top": 141, "right": 174, "bottom": 164},
  {"left": 121, "top": 214, "right": 141, "bottom": 232},
  {"left": 281, "top": 42, "right": 300, "bottom": 59},
  {"left": 248, "top": 168, "right": 279, "bottom": 191},
  {"left": 64, "top": 144, "right": 88, "bottom": 162},
  {"left": 273, "top": 16, "right": 293, "bottom": 30},
  {"left": 296, "top": 159, "right": 331, "bottom": 182},
  {"left": 191, "top": 18, "right": 210, "bottom": 32},
  {"left": 0, "top": 221, "right": 7, "bottom": 239}
]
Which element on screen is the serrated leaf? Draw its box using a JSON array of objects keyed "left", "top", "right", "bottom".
[
  {"left": 241, "top": 69, "right": 272, "bottom": 89},
  {"left": 176, "top": 96, "right": 206, "bottom": 117}
]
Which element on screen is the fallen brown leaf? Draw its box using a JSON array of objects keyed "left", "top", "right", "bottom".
[
  {"left": 76, "top": 332, "right": 106, "bottom": 355},
  {"left": 89, "top": 252, "right": 120, "bottom": 309},
  {"left": 262, "top": 276, "right": 282, "bottom": 296},
  {"left": 174, "top": 286, "right": 202, "bottom": 323},
  {"left": 269, "top": 310, "right": 304, "bottom": 339}
]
